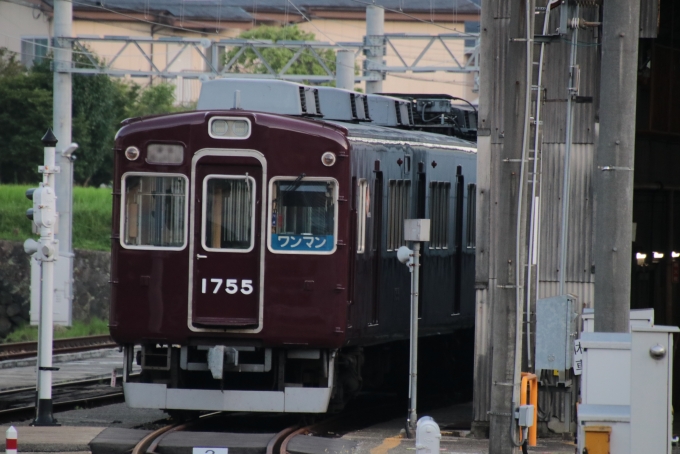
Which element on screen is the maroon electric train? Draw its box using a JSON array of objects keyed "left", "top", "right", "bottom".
[{"left": 110, "top": 79, "right": 477, "bottom": 414}]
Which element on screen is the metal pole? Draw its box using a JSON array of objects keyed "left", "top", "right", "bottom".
[
  {"left": 666, "top": 191, "right": 674, "bottom": 325},
  {"left": 33, "top": 129, "right": 59, "bottom": 426},
  {"left": 335, "top": 50, "right": 355, "bottom": 90},
  {"left": 365, "top": 5, "right": 384, "bottom": 94},
  {"left": 558, "top": 7, "right": 580, "bottom": 296},
  {"left": 408, "top": 242, "right": 420, "bottom": 433},
  {"left": 53, "top": 0, "right": 74, "bottom": 326},
  {"left": 593, "top": 0, "right": 639, "bottom": 333}
]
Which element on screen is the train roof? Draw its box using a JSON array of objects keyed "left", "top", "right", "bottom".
[
  {"left": 116, "top": 108, "right": 476, "bottom": 154},
  {"left": 327, "top": 120, "right": 477, "bottom": 154}
]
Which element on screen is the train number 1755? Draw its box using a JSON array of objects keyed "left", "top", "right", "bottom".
[{"left": 201, "top": 278, "right": 254, "bottom": 295}]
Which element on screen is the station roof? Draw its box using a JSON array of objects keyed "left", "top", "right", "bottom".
[{"left": 38, "top": 0, "right": 480, "bottom": 25}]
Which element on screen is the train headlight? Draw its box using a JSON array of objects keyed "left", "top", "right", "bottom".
[
  {"left": 209, "top": 117, "right": 251, "bottom": 139},
  {"left": 125, "top": 146, "right": 140, "bottom": 161},
  {"left": 321, "top": 152, "right": 336, "bottom": 167},
  {"left": 212, "top": 119, "right": 229, "bottom": 136},
  {"left": 147, "top": 144, "right": 184, "bottom": 165},
  {"left": 232, "top": 120, "right": 249, "bottom": 137}
]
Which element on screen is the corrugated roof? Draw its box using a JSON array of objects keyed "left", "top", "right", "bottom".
[{"left": 55, "top": 0, "right": 480, "bottom": 21}]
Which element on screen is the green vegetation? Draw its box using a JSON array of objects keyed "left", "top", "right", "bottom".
[
  {"left": 3, "top": 317, "right": 109, "bottom": 343},
  {"left": 224, "top": 25, "right": 337, "bottom": 81},
  {"left": 0, "top": 184, "right": 111, "bottom": 251},
  {"left": 0, "top": 47, "right": 192, "bottom": 187}
]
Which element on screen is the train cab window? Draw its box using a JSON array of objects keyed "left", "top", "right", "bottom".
[
  {"left": 269, "top": 178, "right": 338, "bottom": 254},
  {"left": 387, "top": 179, "right": 411, "bottom": 251},
  {"left": 467, "top": 184, "right": 477, "bottom": 248},
  {"left": 121, "top": 174, "right": 187, "bottom": 249},
  {"left": 202, "top": 176, "right": 255, "bottom": 252},
  {"left": 357, "top": 179, "right": 368, "bottom": 253},
  {"left": 429, "top": 181, "right": 451, "bottom": 249}
]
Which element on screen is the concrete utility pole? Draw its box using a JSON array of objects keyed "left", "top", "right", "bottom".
[
  {"left": 485, "top": 0, "right": 534, "bottom": 451},
  {"left": 593, "top": 0, "right": 640, "bottom": 333},
  {"left": 52, "top": 0, "right": 75, "bottom": 326},
  {"left": 335, "top": 50, "right": 355, "bottom": 90},
  {"left": 364, "top": 5, "right": 384, "bottom": 94}
]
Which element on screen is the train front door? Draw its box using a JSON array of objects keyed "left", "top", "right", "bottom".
[{"left": 190, "top": 152, "right": 264, "bottom": 329}]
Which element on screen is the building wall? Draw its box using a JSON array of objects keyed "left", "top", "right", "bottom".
[
  {"left": 0, "top": 1, "right": 51, "bottom": 61},
  {"left": 472, "top": 2, "right": 599, "bottom": 430}
]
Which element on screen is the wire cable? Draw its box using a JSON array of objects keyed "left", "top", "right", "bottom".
[{"left": 347, "top": 0, "right": 479, "bottom": 34}]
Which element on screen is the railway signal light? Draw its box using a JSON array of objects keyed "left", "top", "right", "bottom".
[
  {"left": 26, "top": 188, "right": 36, "bottom": 215},
  {"left": 24, "top": 128, "right": 60, "bottom": 427}
]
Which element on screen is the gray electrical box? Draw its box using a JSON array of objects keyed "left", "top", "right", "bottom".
[
  {"left": 404, "top": 219, "right": 430, "bottom": 242},
  {"left": 535, "top": 294, "right": 578, "bottom": 372}
]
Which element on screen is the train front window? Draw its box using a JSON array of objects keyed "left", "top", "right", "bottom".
[
  {"left": 122, "top": 174, "right": 187, "bottom": 249},
  {"left": 202, "top": 176, "right": 255, "bottom": 252},
  {"left": 270, "top": 178, "right": 338, "bottom": 254}
]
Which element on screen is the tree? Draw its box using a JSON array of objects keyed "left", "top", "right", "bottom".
[
  {"left": 223, "top": 25, "right": 336, "bottom": 81},
  {"left": 0, "top": 47, "right": 188, "bottom": 186},
  {"left": 70, "top": 51, "right": 185, "bottom": 186},
  {"left": 0, "top": 52, "right": 52, "bottom": 184}
]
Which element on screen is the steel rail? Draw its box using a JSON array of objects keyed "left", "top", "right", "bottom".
[
  {"left": 131, "top": 412, "right": 227, "bottom": 454},
  {"left": 0, "top": 334, "right": 117, "bottom": 361},
  {"left": 0, "top": 380, "right": 125, "bottom": 422},
  {"left": 266, "top": 426, "right": 299, "bottom": 454},
  {"left": 279, "top": 426, "right": 311, "bottom": 454},
  {"left": 0, "top": 375, "right": 113, "bottom": 397}
]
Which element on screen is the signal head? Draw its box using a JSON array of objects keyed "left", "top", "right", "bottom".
[
  {"left": 397, "top": 246, "right": 413, "bottom": 265},
  {"left": 23, "top": 239, "right": 39, "bottom": 255}
]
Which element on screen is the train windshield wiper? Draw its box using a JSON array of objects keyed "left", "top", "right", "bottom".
[{"left": 286, "top": 173, "right": 306, "bottom": 192}]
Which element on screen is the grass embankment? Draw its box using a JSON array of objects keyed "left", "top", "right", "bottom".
[
  {"left": 3, "top": 317, "right": 109, "bottom": 343},
  {"left": 0, "top": 184, "right": 111, "bottom": 251}
]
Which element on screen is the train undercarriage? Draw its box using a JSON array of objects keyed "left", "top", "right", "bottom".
[{"left": 121, "top": 331, "right": 473, "bottom": 415}]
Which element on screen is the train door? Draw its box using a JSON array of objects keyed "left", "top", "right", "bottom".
[{"left": 189, "top": 151, "right": 265, "bottom": 329}]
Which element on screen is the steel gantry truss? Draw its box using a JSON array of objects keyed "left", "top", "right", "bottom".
[
  {"left": 64, "top": 33, "right": 480, "bottom": 86},
  {"left": 377, "top": 34, "right": 480, "bottom": 74}
]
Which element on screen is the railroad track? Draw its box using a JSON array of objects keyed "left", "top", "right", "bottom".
[
  {"left": 130, "top": 397, "right": 402, "bottom": 454},
  {"left": 133, "top": 417, "right": 335, "bottom": 454},
  {"left": 0, "top": 334, "right": 117, "bottom": 361},
  {"left": 0, "top": 376, "right": 126, "bottom": 423}
]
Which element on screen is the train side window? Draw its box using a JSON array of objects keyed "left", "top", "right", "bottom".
[
  {"left": 357, "top": 179, "right": 368, "bottom": 253},
  {"left": 387, "top": 179, "right": 411, "bottom": 251},
  {"left": 467, "top": 183, "right": 477, "bottom": 248},
  {"left": 429, "top": 181, "right": 451, "bottom": 249},
  {"left": 268, "top": 177, "right": 338, "bottom": 254},
  {"left": 202, "top": 176, "right": 255, "bottom": 252},
  {"left": 121, "top": 173, "right": 187, "bottom": 250}
]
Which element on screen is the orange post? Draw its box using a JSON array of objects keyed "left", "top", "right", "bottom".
[{"left": 520, "top": 372, "right": 538, "bottom": 446}]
